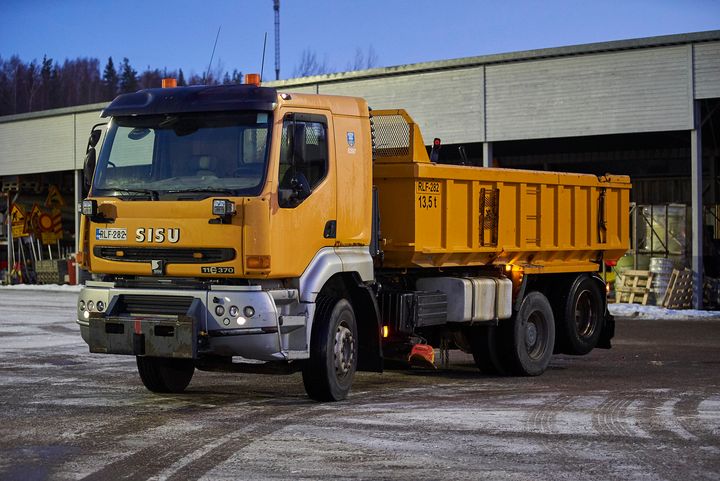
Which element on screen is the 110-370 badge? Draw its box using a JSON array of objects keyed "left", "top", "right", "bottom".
[{"left": 201, "top": 266, "right": 235, "bottom": 274}]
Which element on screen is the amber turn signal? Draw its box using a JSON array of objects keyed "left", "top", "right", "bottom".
[{"left": 246, "top": 255, "right": 271, "bottom": 269}]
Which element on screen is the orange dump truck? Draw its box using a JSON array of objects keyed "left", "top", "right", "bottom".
[{"left": 77, "top": 81, "right": 630, "bottom": 401}]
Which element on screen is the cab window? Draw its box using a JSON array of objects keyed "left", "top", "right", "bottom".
[{"left": 278, "top": 113, "right": 328, "bottom": 208}]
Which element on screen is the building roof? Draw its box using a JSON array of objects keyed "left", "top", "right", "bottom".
[{"left": 1, "top": 30, "right": 718, "bottom": 124}]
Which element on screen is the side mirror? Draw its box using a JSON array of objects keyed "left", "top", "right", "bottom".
[
  {"left": 88, "top": 128, "right": 102, "bottom": 149},
  {"left": 83, "top": 126, "right": 103, "bottom": 188},
  {"left": 83, "top": 148, "right": 96, "bottom": 188}
]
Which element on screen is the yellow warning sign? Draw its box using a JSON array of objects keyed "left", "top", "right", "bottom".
[
  {"left": 45, "top": 184, "right": 65, "bottom": 208},
  {"left": 10, "top": 204, "right": 28, "bottom": 238}
]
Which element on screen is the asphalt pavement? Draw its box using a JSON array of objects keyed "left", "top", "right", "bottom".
[{"left": 0, "top": 288, "right": 718, "bottom": 481}]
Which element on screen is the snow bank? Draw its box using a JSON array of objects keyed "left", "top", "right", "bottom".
[
  {"left": 0, "top": 283, "right": 83, "bottom": 293},
  {"left": 609, "top": 303, "right": 720, "bottom": 320}
]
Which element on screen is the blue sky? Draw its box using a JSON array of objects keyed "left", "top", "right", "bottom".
[{"left": 1, "top": 0, "right": 719, "bottom": 80}]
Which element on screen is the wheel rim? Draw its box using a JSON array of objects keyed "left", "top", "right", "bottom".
[
  {"left": 574, "top": 289, "right": 596, "bottom": 338},
  {"left": 333, "top": 321, "right": 355, "bottom": 378},
  {"left": 524, "top": 311, "right": 548, "bottom": 360}
]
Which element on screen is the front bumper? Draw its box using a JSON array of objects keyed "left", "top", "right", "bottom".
[{"left": 77, "top": 282, "right": 310, "bottom": 361}]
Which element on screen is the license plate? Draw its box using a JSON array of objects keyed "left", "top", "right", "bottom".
[{"left": 96, "top": 228, "right": 127, "bottom": 241}]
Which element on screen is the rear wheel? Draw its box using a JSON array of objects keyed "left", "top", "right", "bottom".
[
  {"left": 557, "top": 276, "right": 605, "bottom": 355},
  {"left": 302, "top": 297, "right": 358, "bottom": 402},
  {"left": 469, "top": 326, "right": 507, "bottom": 375},
  {"left": 500, "top": 291, "right": 555, "bottom": 376},
  {"left": 136, "top": 356, "right": 195, "bottom": 393}
]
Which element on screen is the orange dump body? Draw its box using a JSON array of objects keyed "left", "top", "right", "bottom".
[{"left": 372, "top": 110, "right": 631, "bottom": 274}]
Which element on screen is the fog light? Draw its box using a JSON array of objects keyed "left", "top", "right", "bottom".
[
  {"left": 87, "top": 301, "right": 95, "bottom": 312},
  {"left": 96, "top": 301, "right": 105, "bottom": 312},
  {"left": 243, "top": 306, "right": 255, "bottom": 317},
  {"left": 223, "top": 318, "right": 231, "bottom": 326},
  {"left": 83, "top": 310, "right": 90, "bottom": 319},
  {"left": 215, "top": 305, "right": 225, "bottom": 316},
  {"left": 236, "top": 316, "right": 247, "bottom": 326},
  {"left": 228, "top": 306, "right": 239, "bottom": 317},
  {"left": 79, "top": 300, "right": 86, "bottom": 311}
]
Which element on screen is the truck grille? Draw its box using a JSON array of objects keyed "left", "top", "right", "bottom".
[
  {"left": 94, "top": 246, "right": 235, "bottom": 264},
  {"left": 116, "top": 295, "right": 195, "bottom": 316}
]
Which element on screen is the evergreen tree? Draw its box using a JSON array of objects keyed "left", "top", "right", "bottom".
[
  {"left": 118, "top": 57, "right": 138, "bottom": 94},
  {"left": 40, "top": 55, "right": 52, "bottom": 110},
  {"left": 102, "top": 57, "right": 119, "bottom": 100},
  {"left": 177, "top": 68, "right": 186, "bottom": 86}
]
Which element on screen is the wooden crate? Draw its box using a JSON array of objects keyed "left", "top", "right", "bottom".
[
  {"left": 615, "top": 270, "right": 653, "bottom": 305},
  {"left": 661, "top": 269, "right": 693, "bottom": 309}
]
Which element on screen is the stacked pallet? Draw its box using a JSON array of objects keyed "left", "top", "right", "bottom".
[
  {"left": 615, "top": 270, "right": 654, "bottom": 305},
  {"left": 703, "top": 277, "right": 720, "bottom": 309},
  {"left": 661, "top": 269, "right": 693, "bottom": 309}
]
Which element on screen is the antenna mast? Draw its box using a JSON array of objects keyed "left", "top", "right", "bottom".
[{"left": 273, "top": 0, "right": 280, "bottom": 80}]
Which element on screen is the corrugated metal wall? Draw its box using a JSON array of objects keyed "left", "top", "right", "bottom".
[
  {"left": 312, "top": 67, "right": 485, "bottom": 144},
  {"left": 694, "top": 41, "right": 720, "bottom": 99},
  {"left": 485, "top": 46, "right": 692, "bottom": 141},
  {"left": 0, "top": 110, "right": 105, "bottom": 176},
  {"left": 0, "top": 115, "right": 76, "bottom": 176}
]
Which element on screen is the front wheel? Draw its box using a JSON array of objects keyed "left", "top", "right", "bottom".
[
  {"left": 136, "top": 356, "right": 195, "bottom": 393},
  {"left": 500, "top": 291, "right": 555, "bottom": 376},
  {"left": 302, "top": 297, "right": 358, "bottom": 402}
]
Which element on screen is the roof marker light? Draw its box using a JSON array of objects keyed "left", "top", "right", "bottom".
[{"left": 245, "top": 73, "right": 261, "bottom": 86}]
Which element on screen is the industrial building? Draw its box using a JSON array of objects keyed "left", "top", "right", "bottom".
[{"left": 1, "top": 30, "right": 719, "bottom": 306}]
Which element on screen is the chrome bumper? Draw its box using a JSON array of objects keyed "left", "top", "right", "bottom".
[{"left": 77, "top": 281, "right": 312, "bottom": 361}]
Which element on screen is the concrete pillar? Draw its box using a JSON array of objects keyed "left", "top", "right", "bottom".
[
  {"left": 483, "top": 142, "right": 493, "bottom": 168},
  {"left": 5, "top": 193, "right": 10, "bottom": 284},
  {"left": 691, "top": 100, "right": 703, "bottom": 309}
]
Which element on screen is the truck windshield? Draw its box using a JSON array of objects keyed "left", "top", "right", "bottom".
[{"left": 92, "top": 112, "right": 271, "bottom": 199}]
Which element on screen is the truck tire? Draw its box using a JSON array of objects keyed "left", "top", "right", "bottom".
[
  {"left": 501, "top": 291, "right": 555, "bottom": 376},
  {"left": 136, "top": 356, "right": 195, "bottom": 393},
  {"left": 557, "top": 275, "right": 605, "bottom": 355},
  {"left": 302, "top": 297, "right": 358, "bottom": 402},
  {"left": 469, "top": 326, "right": 507, "bottom": 375}
]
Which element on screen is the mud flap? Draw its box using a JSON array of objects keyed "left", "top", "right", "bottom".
[
  {"left": 88, "top": 314, "right": 197, "bottom": 358},
  {"left": 596, "top": 312, "right": 615, "bottom": 349}
]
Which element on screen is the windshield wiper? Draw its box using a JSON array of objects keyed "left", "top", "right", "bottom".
[
  {"left": 112, "top": 188, "right": 159, "bottom": 200},
  {"left": 165, "top": 188, "right": 237, "bottom": 195}
]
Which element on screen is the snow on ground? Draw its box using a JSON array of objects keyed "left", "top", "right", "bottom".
[
  {"left": 0, "top": 283, "right": 82, "bottom": 293},
  {"left": 609, "top": 302, "right": 720, "bottom": 320}
]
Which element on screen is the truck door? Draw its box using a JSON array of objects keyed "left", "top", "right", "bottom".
[{"left": 270, "top": 111, "right": 337, "bottom": 277}]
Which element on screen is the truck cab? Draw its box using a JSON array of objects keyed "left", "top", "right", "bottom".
[{"left": 78, "top": 83, "right": 382, "bottom": 401}]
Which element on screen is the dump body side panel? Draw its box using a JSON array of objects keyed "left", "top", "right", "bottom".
[{"left": 374, "top": 162, "right": 630, "bottom": 273}]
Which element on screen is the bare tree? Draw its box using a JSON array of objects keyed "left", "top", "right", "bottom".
[
  {"left": 293, "top": 48, "right": 333, "bottom": 77},
  {"left": 347, "top": 46, "right": 379, "bottom": 71}
]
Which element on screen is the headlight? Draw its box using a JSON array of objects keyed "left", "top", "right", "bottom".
[
  {"left": 228, "top": 306, "right": 239, "bottom": 317},
  {"left": 96, "top": 301, "right": 105, "bottom": 312},
  {"left": 243, "top": 306, "right": 255, "bottom": 317},
  {"left": 81, "top": 199, "right": 98, "bottom": 216},
  {"left": 79, "top": 300, "right": 86, "bottom": 311},
  {"left": 215, "top": 305, "right": 225, "bottom": 316},
  {"left": 212, "top": 199, "right": 236, "bottom": 216},
  {"left": 87, "top": 301, "right": 95, "bottom": 312}
]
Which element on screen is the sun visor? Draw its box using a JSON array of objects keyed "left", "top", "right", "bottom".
[{"left": 101, "top": 85, "right": 277, "bottom": 117}]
